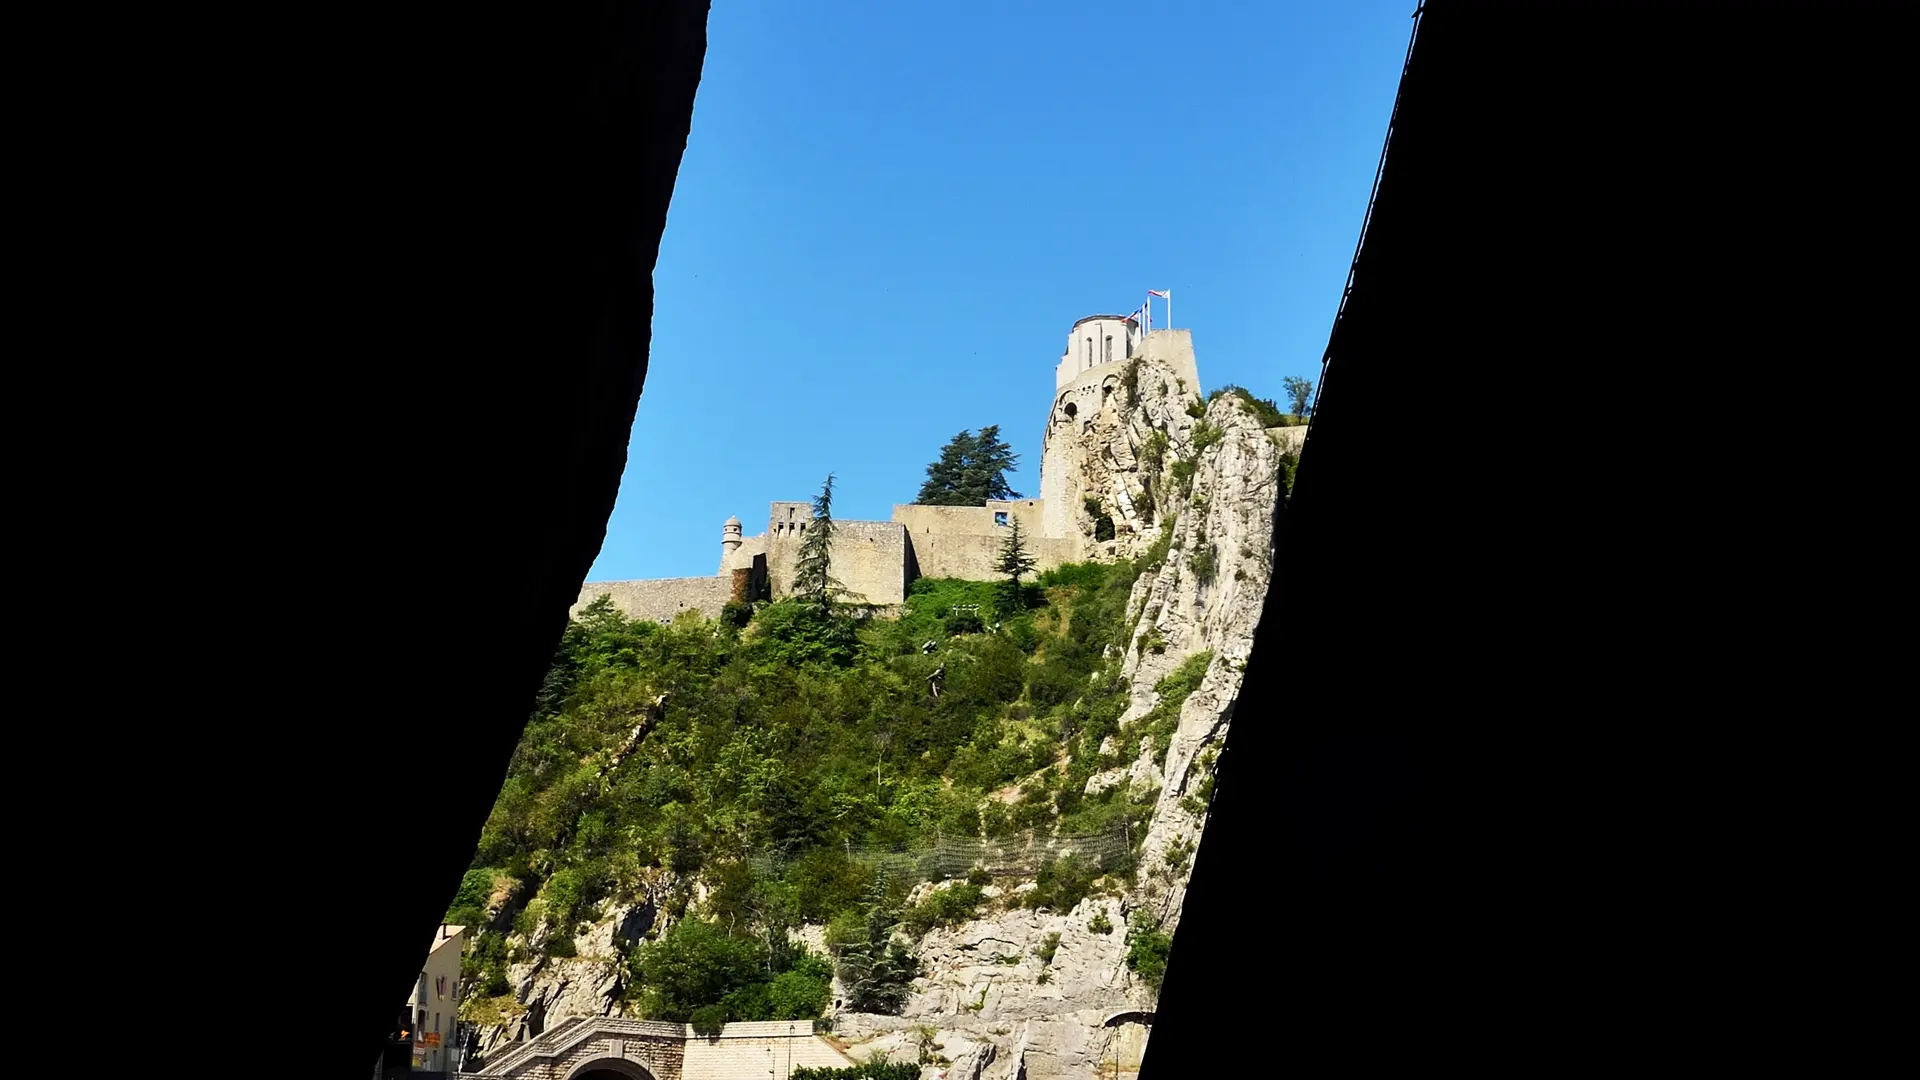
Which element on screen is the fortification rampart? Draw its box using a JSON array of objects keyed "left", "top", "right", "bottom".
[
  {"left": 831, "top": 520, "right": 910, "bottom": 605},
  {"left": 893, "top": 498, "right": 1047, "bottom": 538},
  {"left": 572, "top": 313, "right": 1220, "bottom": 627},
  {"left": 570, "top": 576, "right": 731, "bottom": 624},
  {"left": 904, "top": 531, "right": 1079, "bottom": 582},
  {"left": 1266, "top": 426, "right": 1308, "bottom": 454},
  {"left": 1141, "top": 328, "right": 1200, "bottom": 394},
  {"left": 765, "top": 519, "right": 908, "bottom": 606}
]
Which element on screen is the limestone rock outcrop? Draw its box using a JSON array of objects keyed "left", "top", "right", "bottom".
[
  {"left": 827, "top": 362, "right": 1286, "bottom": 1078},
  {"left": 467, "top": 352, "right": 1290, "bottom": 1080}
]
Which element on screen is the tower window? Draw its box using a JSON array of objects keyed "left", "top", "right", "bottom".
[
  {"left": 994, "top": 512, "right": 1009, "bottom": 527},
  {"left": 1085, "top": 337, "right": 1093, "bottom": 365},
  {"left": 1105, "top": 335, "right": 1113, "bottom": 363}
]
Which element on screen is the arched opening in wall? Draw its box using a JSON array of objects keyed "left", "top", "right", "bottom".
[
  {"left": 1064, "top": 401, "right": 1077, "bottom": 420},
  {"left": 565, "top": 1059, "right": 655, "bottom": 1080}
]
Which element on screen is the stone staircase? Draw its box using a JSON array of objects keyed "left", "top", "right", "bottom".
[
  {"left": 461, "top": 1016, "right": 853, "bottom": 1080},
  {"left": 467, "top": 1015, "right": 590, "bottom": 1075}
]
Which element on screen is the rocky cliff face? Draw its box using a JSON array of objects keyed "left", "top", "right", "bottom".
[
  {"left": 1052, "top": 354, "right": 1208, "bottom": 559},
  {"left": 832, "top": 359, "right": 1286, "bottom": 1078},
  {"left": 467, "top": 356, "right": 1287, "bottom": 1078}
]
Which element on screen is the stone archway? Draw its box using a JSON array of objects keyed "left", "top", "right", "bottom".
[{"left": 563, "top": 1058, "right": 655, "bottom": 1080}]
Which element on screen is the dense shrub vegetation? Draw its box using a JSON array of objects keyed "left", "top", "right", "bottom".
[
  {"left": 792, "top": 1064, "right": 920, "bottom": 1080},
  {"left": 454, "top": 551, "right": 1185, "bottom": 1026},
  {"left": 1208, "top": 383, "right": 1290, "bottom": 428},
  {"left": 1124, "top": 912, "right": 1174, "bottom": 993}
]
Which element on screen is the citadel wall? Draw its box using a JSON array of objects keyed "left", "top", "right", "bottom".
[
  {"left": 903, "top": 530, "right": 1079, "bottom": 582},
  {"left": 573, "top": 316, "right": 1210, "bottom": 627},
  {"left": 1140, "top": 327, "right": 1200, "bottom": 394},
  {"left": 893, "top": 499, "right": 1073, "bottom": 581},
  {"left": 1266, "top": 426, "right": 1308, "bottom": 454},
  {"left": 570, "top": 576, "right": 732, "bottom": 624},
  {"left": 766, "top": 517, "right": 909, "bottom": 606},
  {"left": 828, "top": 520, "right": 910, "bottom": 605}
]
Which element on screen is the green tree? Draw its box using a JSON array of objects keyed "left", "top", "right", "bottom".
[
  {"left": 916, "top": 432, "right": 972, "bottom": 505},
  {"left": 834, "top": 873, "right": 919, "bottom": 1014},
  {"left": 630, "top": 918, "right": 768, "bottom": 1022},
  {"left": 1207, "top": 384, "right": 1288, "bottom": 428},
  {"left": 793, "top": 473, "right": 843, "bottom": 610},
  {"left": 765, "top": 953, "right": 834, "bottom": 1020},
  {"left": 1124, "top": 912, "right": 1174, "bottom": 993},
  {"left": 915, "top": 426, "right": 1022, "bottom": 505},
  {"left": 1282, "top": 375, "right": 1315, "bottom": 418},
  {"left": 995, "top": 516, "right": 1037, "bottom": 613}
]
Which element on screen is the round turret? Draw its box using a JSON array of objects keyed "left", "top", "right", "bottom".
[
  {"left": 1057, "top": 314, "right": 1142, "bottom": 390},
  {"left": 719, "top": 514, "right": 746, "bottom": 572}
]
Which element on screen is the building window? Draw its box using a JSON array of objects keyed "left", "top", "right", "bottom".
[
  {"left": 994, "top": 512, "right": 1009, "bottom": 527},
  {"left": 1085, "top": 337, "right": 1092, "bottom": 365},
  {"left": 1105, "top": 335, "right": 1113, "bottom": 363}
]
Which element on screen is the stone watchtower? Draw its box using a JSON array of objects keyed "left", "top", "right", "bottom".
[
  {"left": 721, "top": 514, "right": 743, "bottom": 562},
  {"left": 1041, "top": 314, "right": 1141, "bottom": 538}
]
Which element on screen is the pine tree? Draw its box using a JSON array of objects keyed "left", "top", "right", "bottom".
[
  {"left": 914, "top": 426, "right": 1022, "bottom": 505},
  {"left": 836, "top": 871, "right": 918, "bottom": 1014},
  {"left": 997, "top": 516, "right": 1036, "bottom": 588},
  {"left": 793, "top": 473, "right": 842, "bottom": 610},
  {"left": 995, "top": 515, "right": 1037, "bottom": 614},
  {"left": 915, "top": 432, "right": 974, "bottom": 505},
  {"left": 968, "top": 425, "right": 1021, "bottom": 503}
]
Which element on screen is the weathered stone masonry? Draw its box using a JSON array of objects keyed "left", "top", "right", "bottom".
[{"left": 572, "top": 320, "right": 1208, "bottom": 624}]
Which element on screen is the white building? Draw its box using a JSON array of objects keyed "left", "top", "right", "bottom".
[{"left": 403, "top": 924, "right": 466, "bottom": 1074}]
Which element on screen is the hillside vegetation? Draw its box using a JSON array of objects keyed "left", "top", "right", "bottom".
[{"left": 453, "top": 545, "right": 1202, "bottom": 1030}]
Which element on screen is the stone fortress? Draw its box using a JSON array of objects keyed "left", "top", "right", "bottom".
[
  {"left": 574, "top": 314, "right": 1260, "bottom": 625},
  {"left": 501, "top": 310, "right": 1307, "bottom": 1080}
]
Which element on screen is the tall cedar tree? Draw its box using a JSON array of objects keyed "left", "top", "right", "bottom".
[
  {"left": 836, "top": 871, "right": 918, "bottom": 1014},
  {"left": 915, "top": 426, "right": 1022, "bottom": 505},
  {"left": 793, "top": 473, "right": 843, "bottom": 610},
  {"left": 996, "top": 516, "right": 1037, "bottom": 614},
  {"left": 998, "top": 516, "right": 1036, "bottom": 588}
]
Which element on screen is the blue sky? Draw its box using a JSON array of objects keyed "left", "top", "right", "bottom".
[{"left": 588, "top": 0, "right": 1414, "bottom": 581}]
